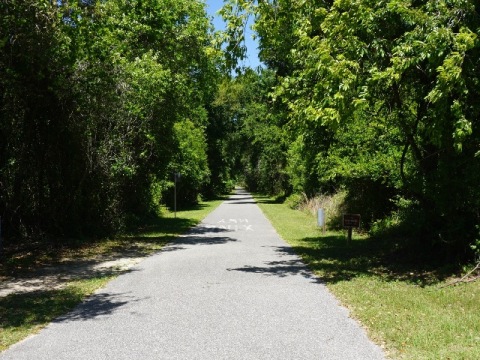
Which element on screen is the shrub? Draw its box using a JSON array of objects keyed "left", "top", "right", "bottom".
[{"left": 292, "top": 190, "right": 348, "bottom": 230}]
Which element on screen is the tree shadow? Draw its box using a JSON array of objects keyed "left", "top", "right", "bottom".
[
  {"left": 226, "top": 201, "right": 258, "bottom": 205},
  {"left": 225, "top": 195, "right": 254, "bottom": 202},
  {"left": 288, "top": 235, "right": 452, "bottom": 287},
  {"left": 120, "top": 217, "right": 203, "bottom": 250},
  {"left": 227, "top": 258, "right": 321, "bottom": 283},
  {"left": 203, "top": 194, "right": 231, "bottom": 202},
  {"left": 164, "top": 202, "right": 212, "bottom": 213},
  {"left": 185, "top": 225, "right": 233, "bottom": 236},
  {"left": 162, "top": 236, "right": 237, "bottom": 252},
  {"left": 117, "top": 215, "right": 238, "bottom": 257},
  {"left": 133, "top": 217, "right": 199, "bottom": 236},
  {"left": 0, "top": 216, "right": 201, "bottom": 277},
  {"left": 225, "top": 192, "right": 257, "bottom": 204},
  {"left": 55, "top": 292, "right": 140, "bottom": 322},
  {"left": 0, "top": 286, "right": 133, "bottom": 331},
  {"left": 152, "top": 225, "right": 236, "bottom": 251},
  {"left": 252, "top": 194, "right": 285, "bottom": 205}
]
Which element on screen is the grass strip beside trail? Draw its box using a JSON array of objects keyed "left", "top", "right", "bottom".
[
  {"left": 255, "top": 195, "right": 480, "bottom": 360},
  {"left": 0, "top": 198, "right": 224, "bottom": 352},
  {"left": 0, "top": 277, "right": 113, "bottom": 352}
]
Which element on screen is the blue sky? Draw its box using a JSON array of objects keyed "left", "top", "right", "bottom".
[{"left": 205, "top": 0, "right": 262, "bottom": 69}]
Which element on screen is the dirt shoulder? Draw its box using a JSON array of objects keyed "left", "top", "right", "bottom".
[
  {"left": 0, "top": 239, "right": 167, "bottom": 298},
  {"left": 0, "top": 253, "right": 147, "bottom": 298}
]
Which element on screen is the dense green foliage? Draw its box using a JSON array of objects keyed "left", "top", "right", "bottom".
[
  {"left": 211, "top": 69, "right": 288, "bottom": 194},
  {"left": 0, "top": 0, "right": 223, "bottom": 239},
  {"left": 1, "top": 0, "right": 480, "bottom": 260},
  {"left": 221, "top": 0, "right": 480, "bottom": 260}
]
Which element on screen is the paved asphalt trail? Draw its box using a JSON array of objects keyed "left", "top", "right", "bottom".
[{"left": 1, "top": 189, "right": 385, "bottom": 360}]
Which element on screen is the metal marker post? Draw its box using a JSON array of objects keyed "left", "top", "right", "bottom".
[
  {"left": 317, "top": 208, "right": 326, "bottom": 235},
  {"left": 174, "top": 174, "right": 177, "bottom": 218},
  {"left": 174, "top": 172, "right": 181, "bottom": 218}
]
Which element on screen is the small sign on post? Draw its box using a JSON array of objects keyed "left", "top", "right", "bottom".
[{"left": 343, "top": 214, "right": 361, "bottom": 244}]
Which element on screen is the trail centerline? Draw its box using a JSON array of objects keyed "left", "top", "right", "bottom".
[{"left": 1, "top": 189, "right": 385, "bottom": 360}]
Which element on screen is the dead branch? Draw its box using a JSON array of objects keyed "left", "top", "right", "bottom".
[{"left": 440, "top": 261, "right": 480, "bottom": 288}]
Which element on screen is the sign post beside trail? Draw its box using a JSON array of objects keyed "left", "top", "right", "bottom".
[
  {"left": 174, "top": 172, "right": 181, "bottom": 218},
  {"left": 317, "top": 208, "right": 326, "bottom": 235},
  {"left": 343, "top": 214, "right": 361, "bottom": 244}
]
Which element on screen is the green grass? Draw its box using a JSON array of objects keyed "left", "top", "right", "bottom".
[
  {"left": 0, "top": 276, "right": 113, "bottom": 352},
  {"left": 0, "top": 197, "right": 224, "bottom": 352},
  {"left": 255, "top": 194, "right": 480, "bottom": 360}
]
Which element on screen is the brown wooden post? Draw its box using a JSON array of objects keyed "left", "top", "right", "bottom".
[{"left": 343, "top": 214, "right": 360, "bottom": 245}]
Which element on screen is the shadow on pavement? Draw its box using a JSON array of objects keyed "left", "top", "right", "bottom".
[
  {"left": 55, "top": 292, "right": 140, "bottom": 322},
  {"left": 185, "top": 226, "right": 233, "bottom": 236},
  {"left": 227, "top": 260, "right": 320, "bottom": 283},
  {"left": 227, "top": 194, "right": 252, "bottom": 199},
  {"left": 227, "top": 246, "right": 322, "bottom": 283},
  {"left": 0, "top": 287, "right": 138, "bottom": 330},
  {"left": 285, "top": 235, "right": 452, "bottom": 287},
  {"left": 226, "top": 201, "right": 257, "bottom": 205},
  {"left": 162, "top": 236, "right": 237, "bottom": 252},
  {"left": 161, "top": 225, "right": 237, "bottom": 252}
]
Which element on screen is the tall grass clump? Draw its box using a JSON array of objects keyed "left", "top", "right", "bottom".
[{"left": 285, "top": 190, "right": 348, "bottom": 230}]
